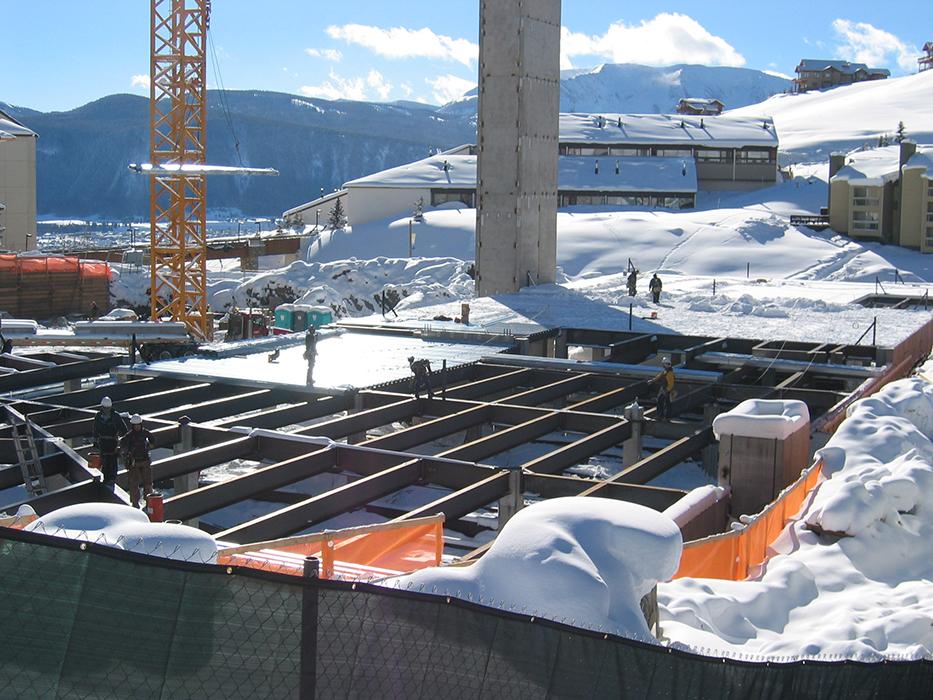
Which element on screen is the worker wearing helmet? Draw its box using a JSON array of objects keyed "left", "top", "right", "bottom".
[
  {"left": 92, "top": 397, "right": 128, "bottom": 487},
  {"left": 649, "top": 359, "right": 676, "bottom": 421},
  {"left": 120, "top": 414, "right": 154, "bottom": 509},
  {"left": 408, "top": 356, "right": 433, "bottom": 399}
]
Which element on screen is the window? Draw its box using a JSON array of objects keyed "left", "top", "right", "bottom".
[
  {"left": 926, "top": 200, "right": 933, "bottom": 224},
  {"left": 610, "top": 146, "right": 651, "bottom": 157},
  {"left": 656, "top": 148, "right": 693, "bottom": 158},
  {"left": 431, "top": 189, "right": 475, "bottom": 208},
  {"left": 852, "top": 186, "right": 880, "bottom": 208},
  {"left": 926, "top": 180, "right": 933, "bottom": 198},
  {"left": 852, "top": 210, "right": 880, "bottom": 231},
  {"left": 696, "top": 149, "right": 731, "bottom": 163},
  {"left": 736, "top": 149, "right": 774, "bottom": 164}
]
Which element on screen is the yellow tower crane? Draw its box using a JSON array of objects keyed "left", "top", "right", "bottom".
[{"left": 134, "top": 0, "right": 276, "bottom": 341}]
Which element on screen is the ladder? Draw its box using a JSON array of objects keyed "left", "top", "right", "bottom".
[{"left": 4, "top": 407, "right": 47, "bottom": 498}]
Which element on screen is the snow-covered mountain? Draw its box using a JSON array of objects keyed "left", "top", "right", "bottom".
[{"left": 439, "top": 63, "right": 791, "bottom": 117}]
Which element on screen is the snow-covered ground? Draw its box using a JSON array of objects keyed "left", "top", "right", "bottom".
[{"left": 659, "top": 368, "right": 933, "bottom": 661}]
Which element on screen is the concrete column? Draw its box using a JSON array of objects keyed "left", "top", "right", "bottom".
[
  {"left": 622, "top": 402, "right": 644, "bottom": 467},
  {"left": 497, "top": 468, "right": 523, "bottom": 528},
  {"left": 475, "top": 0, "right": 561, "bottom": 296},
  {"left": 173, "top": 416, "right": 199, "bottom": 527}
]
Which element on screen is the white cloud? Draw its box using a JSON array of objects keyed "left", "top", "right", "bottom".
[
  {"left": 560, "top": 13, "right": 745, "bottom": 70},
  {"left": 400, "top": 83, "right": 414, "bottom": 98},
  {"left": 762, "top": 69, "right": 793, "bottom": 81},
  {"left": 832, "top": 19, "right": 918, "bottom": 73},
  {"left": 425, "top": 74, "right": 476, "bottom": 104},
  {"left": 326, "top": 24, "right": 478, "bottom": 67},
  {"left": 299, "top": 69, "right": 393, "bottom": 102},
  {"left": 130, "top": 74, "right": 150, "bottom": 90},
  {"left": 366, "top": 69, "right": 393, "bottom": 101},
  {"left": 305, "top": 47, "right": 343, "bottom": 62}
]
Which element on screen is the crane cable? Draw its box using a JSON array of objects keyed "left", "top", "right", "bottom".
[{"left": 206, "top": 26, "right": 243, "bottom": 167}]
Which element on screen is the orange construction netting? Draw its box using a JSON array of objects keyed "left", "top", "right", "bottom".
[
  {"left": 217, "top": 515, "right": 444, "bottom": 582},
  {"left": 0, "top": 254, "right": 111, "bottom": 279},
  {"left": 673, "top": 459, "right": 823, "bottom": 581}
]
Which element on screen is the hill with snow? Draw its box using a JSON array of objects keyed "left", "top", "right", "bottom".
[
  {"left": 439, "top": 63, "right": 790, "bottom": 118},
  {"left": 729, "top": 70, "right": 933, "bottom": 163}
]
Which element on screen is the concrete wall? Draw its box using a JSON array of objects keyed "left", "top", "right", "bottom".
[
  {"left": 0, "top": 134, "right": 37, "bottom": 251},
  {"left": 828, "top": 179, "right": 850, "bottom": 233},
  {"left": 345, "top": 187, "right": 431, "bottom": 226},
  {"left": 475, "top": 0, "right": 561, "bottom": 295}
]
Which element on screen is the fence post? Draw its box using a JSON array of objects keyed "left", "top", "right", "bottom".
[
  {"left": 628, "top": 303, "right": 633, "bottom": 330},
  {"left": 300, "top": 556, "right": 320, "bottom": 700},
  {"left": 872, "top": 316, "right": 877, "bottom": 346}
]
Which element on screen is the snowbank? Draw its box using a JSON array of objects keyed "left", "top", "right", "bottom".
[
  {"left": 659, "top": 372, "right": 933, "bottom": 661},
  {"left": 385, "top": 498, "right": 682, "bottom": 642},
  {"left": 712, "top": 399, "right": 809, "bottom": 440},
  {"left": 25, "top": 503, "right": 218, "bottom": 563}
]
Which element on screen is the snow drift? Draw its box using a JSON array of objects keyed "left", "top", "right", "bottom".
[
  {"left": 659, "top": 371, "right": 933, "bottom": 661},
  {"left": 386, "top": 497, "right": 682, "bottom": 642}
]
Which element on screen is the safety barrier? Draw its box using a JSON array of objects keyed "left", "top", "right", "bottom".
[
  {"left": 217, "top": 515, "right": 444, "bottom": 582},
  {"left": 674, "top": 458, "right": 823, "bottom": 580},
  {"left": 0, "top": 525, "right": 930, "bottom": 697},
  {"left": 0, "top": 254, "right": 111, "bottom": 318},
  {"left": 0, "top": 254, "right": 111, "bottom": 278}
]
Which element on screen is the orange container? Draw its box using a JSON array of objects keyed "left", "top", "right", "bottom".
[{"left": 87, "top": 453, "right": 102, "bottom": 470}]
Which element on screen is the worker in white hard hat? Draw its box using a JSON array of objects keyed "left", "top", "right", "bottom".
[
  {"left": 120, "top": 414, "right": 154, "bottom": 509},
  {"left": 92, "top": 397, "right": 127, "bottom": 487},
  {"left": 649, "top": 359, "right": 676, "bottom": 421}
]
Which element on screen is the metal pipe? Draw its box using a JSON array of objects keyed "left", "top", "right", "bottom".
[{"left": 695, "top": 351, "right": 882, "bottom": 378}]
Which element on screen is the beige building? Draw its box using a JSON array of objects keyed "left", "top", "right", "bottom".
[
  {"left": 794, "top": 59, "right": 889, "bottom": 93},
  {"left": 0, "top": 109, "right": 37, "bottom": 252},
  {"left": 828, "top": 142, "right": 933, "bottom": 252}
]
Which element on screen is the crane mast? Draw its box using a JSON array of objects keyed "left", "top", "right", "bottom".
[{"left": 149, "top": 0, "right": 212, "bottom": 340}]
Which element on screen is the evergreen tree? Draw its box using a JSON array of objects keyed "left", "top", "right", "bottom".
[
  {"left": 895, "top": 121, "right": 907, "bottom": 144},
  {"left": 328, "top": 198, "right": 346, "bottom": 229}
]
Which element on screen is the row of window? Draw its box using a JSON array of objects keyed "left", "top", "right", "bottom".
[
  {"left": 558, "top": 192, "right": 695, "bottom": 209},
  {"left": 432, "top": 190, "right": 476, "bottom": 208},
  {"left": 852, "top": 186, "right": 881, "bottom": 209},
  {"left": 558, "top": 145, "right": 776, "bottom": 164},
  {"left": 852, "top": 210, "right": 880, "bottom": 232}
]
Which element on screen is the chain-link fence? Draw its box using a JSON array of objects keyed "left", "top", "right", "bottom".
[{"left": 0, "top": 526, "right": 931, "bottom": 699}]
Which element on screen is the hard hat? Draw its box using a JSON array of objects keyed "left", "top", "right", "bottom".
[
  {"left": 130, "top": 414, "right": 142, "bottom": 425},
  {"left": 101, "top": 397, "right": 112, "bottom": 408},
  {"left": 662, "top": 358, "right": 672, "bottom": 368}
]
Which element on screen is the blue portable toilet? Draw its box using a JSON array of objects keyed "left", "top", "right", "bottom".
[{"left": 273, "top": 303, "right": 295, "bottom": 331}]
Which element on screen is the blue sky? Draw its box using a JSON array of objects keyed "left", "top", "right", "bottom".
[{"left": 2, "top": 1, "right": 930, "bottom": 111}]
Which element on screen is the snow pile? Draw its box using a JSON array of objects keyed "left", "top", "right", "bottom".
[
  {"left": 386, "top": 498, "right": 682, "bottom": 642},
  {"left": 712, "top": 399, "right": 809, "bottom": 440},
  {"left": 99, "top": 308, "right": 138, "bottom": 321},
  {"left": 112, "top": 257, "right": 475, "bottom": 319},
  {"left": 659, "top": 373, "right": 933, "bottom": 660},
  {"left": 25, "top": 503, "right": 218, "bottom": 563}
]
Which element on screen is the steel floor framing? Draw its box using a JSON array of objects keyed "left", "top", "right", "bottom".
[{"left": 0, "top": 330, "right": 895, "bottom": 554}]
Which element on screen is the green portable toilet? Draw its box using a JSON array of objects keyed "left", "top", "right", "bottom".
[
  {"left": 307, "top": 305, "right": 334, "bottom": 328},
  {"left": 274, "top": 303, "right": 295, "bottom": 331}
]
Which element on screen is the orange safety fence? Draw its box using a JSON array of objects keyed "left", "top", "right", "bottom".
[
  {"left": 217, "top": 514, "right": 445, "bottom": 582},
  {"left": 674, "top": 459, "right": 823, "bottom": 581},
  {"left": 0, "top": 254, "right": 111, "bottom": 279}
]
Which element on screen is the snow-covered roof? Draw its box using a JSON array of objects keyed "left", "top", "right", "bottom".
[
  {"left": 0, "top": 109, "right": 36, "bottom": 138},
  {"left": 796, "top": 59, "right": 890, "bottom": 77},
  {"left": 346, "top": 154, "right": 698, "bottom": 194},
  {"left": 831, "top": 145, "right": 933, "bottom": 185},
  {"left": 559, "top": 113, "right": 778, "bottom": 148},
  {"left": 678, "top": 98, "right": 724, "bottom": 107}
]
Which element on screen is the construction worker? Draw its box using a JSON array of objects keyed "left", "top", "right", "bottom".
[
  {"left": 649, "top": 274, "right": 663, "bottom": 304},
  {"left": 649, "top": 359, "right": 676, "bottom": 421},
  {"left": 120, "top": 414, "right": 154, "bottom": 509},
  {"left": 627, "top": 268, "right": 639, "bottom": 297},
  {"left": 304, "top": 327, "right": 317, "bottom": 385},
  {"left": 408, "top": 356, "right": 434, "bottom": 399},
  {"left": 92, "top": 397, "right": 128, "bottom": 487}
]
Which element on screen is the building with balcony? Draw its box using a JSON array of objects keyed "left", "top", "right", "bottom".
[
  {"left": 676, "top": 98, "right": 725, "bottom": 116},
  {"left": 828, "top": 142, "right": 933, "bottom": 252},
  {"left": 793, "top": 59, "right": 889, "bottom": 93},
  {"left": 920, "top": 43, "right": 933, "bottom": 73}
]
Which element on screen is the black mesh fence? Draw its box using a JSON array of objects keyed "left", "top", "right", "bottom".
[{"left": 0, "top": 526, "right": 931, "bottom": 699}]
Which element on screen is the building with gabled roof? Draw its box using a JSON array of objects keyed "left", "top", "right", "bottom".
[
  {"left": 920, "top": 43, "right": 933, "bottom": 73},
  {"left": 794, "top": 59, "right": 890, "bottom": 93},
  {"left": 676, "top": 98, "right": 725, "bottom": 116}
]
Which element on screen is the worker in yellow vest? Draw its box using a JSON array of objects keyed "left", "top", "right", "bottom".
[{"left": 650, "top": 359, "right": 675, "bottom": 420}]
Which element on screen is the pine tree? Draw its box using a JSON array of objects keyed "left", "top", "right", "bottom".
[
  {"left": 328, "top": 198, "right": 346, "bottom": 229},
  {"left": 895, "top": 121, "right": 907, "bottom": 144}
]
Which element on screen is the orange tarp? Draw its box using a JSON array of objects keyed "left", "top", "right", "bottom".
[
  {"left": 217, "top": 516, "right": 444, "bottom": 582},
  {"left": 674, "top": 460, "right": 824, "bottom": 581},
  {"left": 0, "top": 254, "right": 110, "bottom": 279}
]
